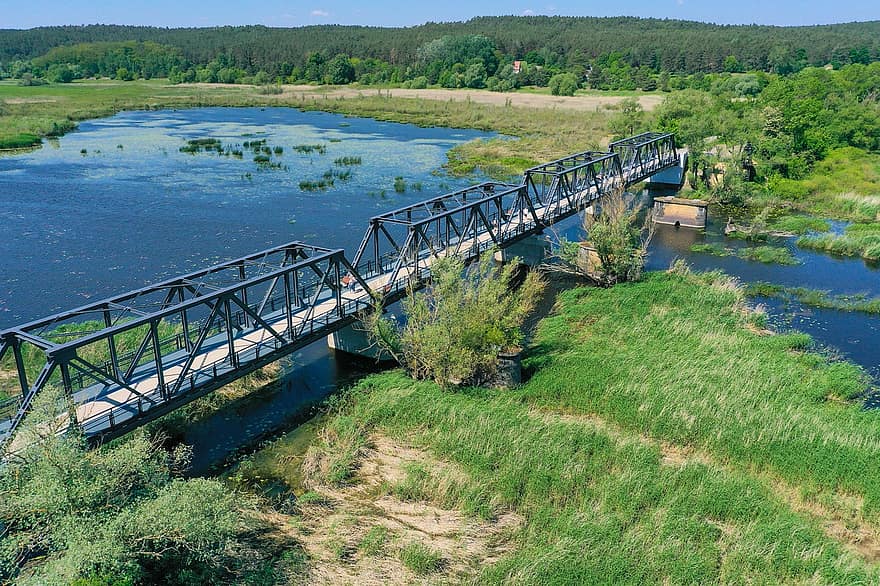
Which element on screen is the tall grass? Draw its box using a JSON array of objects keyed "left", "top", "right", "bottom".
[
  {"left": 300, "top": 268, "right": 880, "bottom": 582},
  {"left": 798, "top": 222, "right": 880, "bottom": 261},
  {"left": 745, "top": 281, "right": 880, "bottom": 315}
]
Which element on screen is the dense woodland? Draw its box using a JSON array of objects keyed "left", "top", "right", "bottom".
[{"left": 1, "top": 17, "right": 879, "bottom": 91}]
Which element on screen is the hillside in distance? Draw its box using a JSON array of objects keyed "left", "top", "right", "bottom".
[{"left": 1, "top": 16, "right": 878, "bottom": 75}]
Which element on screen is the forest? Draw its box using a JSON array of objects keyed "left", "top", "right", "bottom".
[{"left": 1, "top": 17, "right": 879, "bottom": 91}]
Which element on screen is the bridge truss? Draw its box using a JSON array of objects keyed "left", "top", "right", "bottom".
[{"left": 0, "top": 131, "right": 679, "bottom": 447}]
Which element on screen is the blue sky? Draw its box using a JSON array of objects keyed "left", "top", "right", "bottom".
[{"left": 1, "top": 0, "right": 878, "bottom": 29}]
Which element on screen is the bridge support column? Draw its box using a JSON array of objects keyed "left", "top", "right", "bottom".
[
  {"left": 327, "top": 322, "right": 390, "bottom": 360},
  {"left": 646, "top": 152, "right": 688, "bottom": 190},
  {"left": 652, "top": 196, "right": 709, "bottom": 229},
  {"left": 494, "top": 234, "right": 550, "bottom": 266}
]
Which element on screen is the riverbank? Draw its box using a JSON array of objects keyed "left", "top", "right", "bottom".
[{"left": 228, "top": 265, "right": 880, "bottom": 583}]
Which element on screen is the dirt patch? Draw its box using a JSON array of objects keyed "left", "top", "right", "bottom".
[
  {"left": 181, "top": 82, "right": 662, "bottom": 113},
  {"left": 275, "top": 434, "right": 521, "bottom": 584},
  {"left": 534, "top": 408, "right": 880, "bottom": 564},
  {"left": 3, "top": 98, "right": 59, "bottom": 104}
]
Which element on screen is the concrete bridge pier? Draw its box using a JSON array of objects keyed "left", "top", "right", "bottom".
[
  {"left": 494, "top": 234, "right": 550, "bottom": 266},
  {"left": 327, "top": 322, "right": 390, "bottom": 360},
  {"left": 646, "top": 151, "right": 689, "bottom": 190}
]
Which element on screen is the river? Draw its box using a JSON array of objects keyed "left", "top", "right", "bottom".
[{"left": 1, "top": 107, "right": 877, "bottom": 470}]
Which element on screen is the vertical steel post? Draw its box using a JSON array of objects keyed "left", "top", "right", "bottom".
[
  {"left": 283, "top": 272, "right": 294, "bottom": 336},
  {"left": 149, "top": 320, "right": 166, "bottom": 400},
  {"left": 334, "top": 257, "right": 343, "bottom": 317},
  {"left": 11, "top": 338, "right": 29, "bottom": 397},
  {"left": 103, "top": 308, "right": 120, "bottom": 378},
  {"left": 178, "top": 287, "right": 193, "bottom": 352},
  {"left": 224, "top": 297, "right": 237, "bottom": 369},
  {"left": 238, "top": 264, "right": 249, "bottom": 328}
]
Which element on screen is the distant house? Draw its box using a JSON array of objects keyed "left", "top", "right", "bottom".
[{"left": 513, "top": 60, "right": 523, "bottom": 74}]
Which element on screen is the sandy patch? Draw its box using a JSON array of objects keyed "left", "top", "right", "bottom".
[
  {"left": 181, "top": 82, "right": 662, "bottom": 112},
  {"left": 3, "top": 98, "right": 59, "bottom": 104},
  {"left": 281, "top": 434, "right": 521, "bottom": 584}
]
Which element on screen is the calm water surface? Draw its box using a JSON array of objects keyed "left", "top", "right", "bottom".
[
  {"left": 0, "top": 107, "right": 492, "bottom": 469},
  {"left": 1, "top": 108, "right": 877, "bottom": 468}
]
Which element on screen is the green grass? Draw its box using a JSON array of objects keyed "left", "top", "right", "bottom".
[
  {"left": 398, "top": 541, "right": 443, "bottom": 575},
  {"left": 736, "top": 245, "right": 799, "bottom": 265},
  {"left": 798, "top": 222, "right": 880, "bottom": 261},
  {"left": 746, "top": 281, "right": 880, "bottom": 315},
  {"left": 689, "top": 243, "right": 799, "bottom": 265},
  {"left": 769, "top": 214, "right": 831, "bottom": 235},
  {"left": 303, "top": 267, "right": 880, "bottom": 583},
  {"left": 357, "top": 526, "right": 389, "bottom": 557}
]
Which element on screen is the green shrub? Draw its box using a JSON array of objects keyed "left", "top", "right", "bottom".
[{"left": 399, "top": 542, "right": 442, "bottom": 575}]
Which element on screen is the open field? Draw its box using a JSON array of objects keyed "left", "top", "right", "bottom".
[{"left": 249, "top": 84, "right": 664, "bottom": 112}]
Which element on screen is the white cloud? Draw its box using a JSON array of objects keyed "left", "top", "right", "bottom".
[
  {"left": 310, "top": 9, "right": 329, "bottom": 17},
  {"left": 676, "top": 0, "right": 685, "bottom": 5},
  {"left": 522, "top": 9, "right": 536, "bottom": 16}
]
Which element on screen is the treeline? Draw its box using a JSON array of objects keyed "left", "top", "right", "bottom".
[
  {"left": 0, "top": 16, "right": 878, "bottom": 86},
  {"left": 652, "top": 62, "right": 880, "bottom": 192}
]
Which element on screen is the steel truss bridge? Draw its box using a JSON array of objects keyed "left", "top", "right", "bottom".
[{"left": 0, "top": 131, "right": 679, "bottom": 447}]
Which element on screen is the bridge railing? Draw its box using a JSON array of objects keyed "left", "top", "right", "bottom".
[
  {"left": 610, "top": 132, "right": 678, "bottom": 185},
  {"left": 523, "top": 151, "right": 623, "bottom": 224},
  {"left": 1, "top": 131, "right": 682, "bottom": 448},
  {"left": 0, "top": 242, "right": 374, "bottom": 443}
]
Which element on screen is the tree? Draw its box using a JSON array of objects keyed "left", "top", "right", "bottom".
[
  {"left": 582, "top": 188, "right": 652, "bottom": 286},
  {"left": 609, "top": 97, "right": 644, "bottom": 138},
  {"left": 115, "top": 67, "right": 134, "bottom": 81},
  {"left": 326, "top": 54, "right": 355, "bottom": 85},
  {"left": 462, "top": 62, "right": 487, "bottom": 88},
  {"left": 367, "top": 253, "right": 545, "bottom": 387},
  {"left": 0, "top": 387, "right": 251, "bottom": 585},
  {"left": 46, "top": 63, "right": 75, "bottom": 83},
  {"left": 548, "top": 72, "right": 579, "bottom": 96}
]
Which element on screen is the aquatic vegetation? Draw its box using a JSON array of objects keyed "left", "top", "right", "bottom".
[
  {"left": 393, "top": 176, "right": 407, "bottom": 193},
  {"left": 323, "top": 168, "right": 352, "bottom": 181},
  {"left": 273, "top": 145, "right": 283, "bottom": 155},
  {"left": 689, "top": 242, "right": 727, "bottom": 256},
  {"left": 737, "top": 245, "right": 799, "bottom": 265},
  {"left": 79, "top": 148, "right": 87, "bottom": 155},
  {"left": 689, "top": 243, "right": 799, "bottom": 265},
  {"left": 328, "top": 138, "right": 343, "bottom": 143},
  {"left": 745, "top": 281, "right": 880, "bottom": 315},
  {"left": 798, "top": 222, "right": 880, "bottom": 261},
  {"left": 333, "top": 156, "right": 362, "bottom": 166},
  {"left": 299, "top": 179, "right": 333, "bottom": 192},
  {"left": 769, "top": 214, "right": 830, "bottom": 235},
  {"left": 292, "top": 143, "right": 327, "bottom": 155},
  {"left": 179, "top": 137, "right": 223, "bottom": 154}
]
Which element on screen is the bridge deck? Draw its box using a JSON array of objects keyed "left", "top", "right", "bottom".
[{"left": 0, "top": 132, "right": 680, "bottom": 446}]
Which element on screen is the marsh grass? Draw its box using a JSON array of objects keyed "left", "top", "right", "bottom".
[
  {"left": 398, "top": 542, "right": 443, "bottom": 575},
  {"left": 798, "top": 222, "right": 880, "bottom": 261},
  {"left": 303, "top": 268, "right": 880, "bottom": 582},
  {"left": 689, "top": 243, "right": 799, "bottom": 265},
  {"left": 746, "top": 282, "right": 880, "bottom": 315},
  {"left": 0, "top": 79, "right": 612, "bottom": 181},
  {"left": 769, "top": 214, "right": 831, "bottom": 235}
]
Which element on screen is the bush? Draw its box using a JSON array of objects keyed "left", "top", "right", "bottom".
[
  {"left": 548, "top": 73, "right": 579, "bottom": 96},
  {"left": 408, "top": 75, "right": 428, "bottom": 89},
  {"left": 367, "top": 253, "right": 545, "bottom": 387}
]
